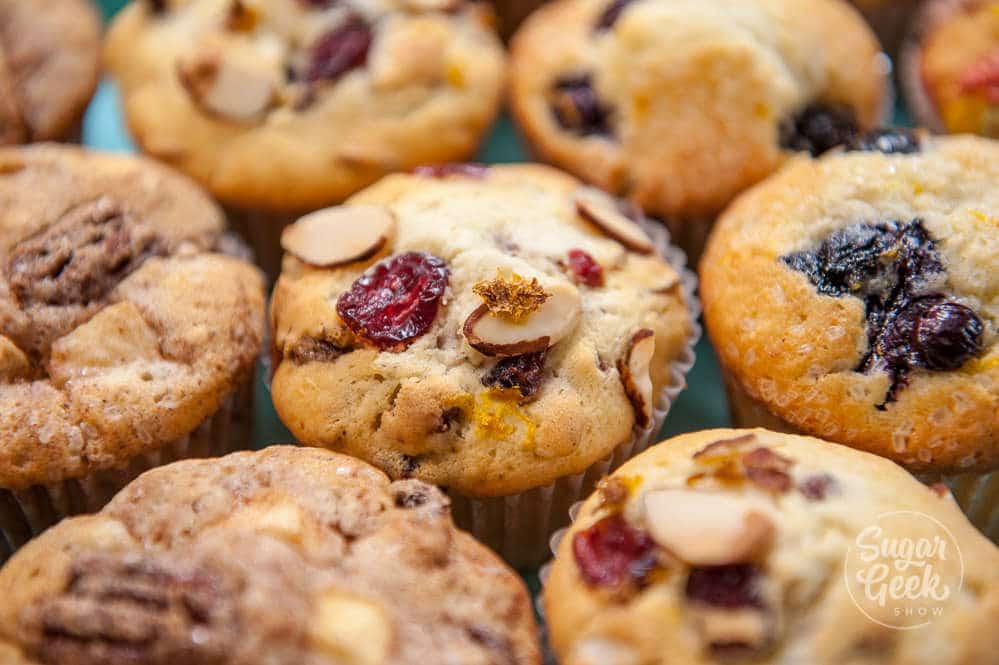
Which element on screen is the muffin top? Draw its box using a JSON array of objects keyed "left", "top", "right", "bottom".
[
  {"left": 105, "top": 0, "right": 506, "bottom": 213},
  {"left": 0, "top": 446, "right": 542, "bottom": 665},
  {"left": 270, "top": 163, "right": 693, "bottom": 496},
  {"left": 0, "top": 0, "right": 101, "bottom": 145},
  {"left": 701, "top": 135, "right": 998, "bottom": 475},
  {"left": 0, "top": 144, "right": 266, "bottom": 490},
  {"left": 508, "top": 0, "right": 889, "bottom": 222},
  {"left": 905, "top": 0, "right": 999, "bottom": 136},
  {"left": 544, "top": 428, "right": 999, "bottom": 665}
]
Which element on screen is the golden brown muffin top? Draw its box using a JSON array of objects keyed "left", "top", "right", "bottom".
[
  {"left": 0, "top": 145, "right": 265, "bottom": 489},
  {"left": 0, "top": 446, "right": 542, "bottom": 665},
  {"left": 0, "top": 0, "right": 101, "bottom": 145},
  {"left": 701, "top": 135, "right": 999, "bottom": 475}
]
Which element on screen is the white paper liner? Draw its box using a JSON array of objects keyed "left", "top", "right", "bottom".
[
  {"left": 0, "top": 374, "right": 255, "bottom": 561},
  {"left": 449, "top": 222, "right": 701, "bottom": 568}
]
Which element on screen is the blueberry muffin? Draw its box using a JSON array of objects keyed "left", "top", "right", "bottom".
[
  {"left": 544, "top": 428, "right": 999, "bottom": 665},
  {"left": 700, "top": 134, "right": 998, "bottom": 540},
  {"left": 0, "top": 0, "right": 101, "bottom": 146},
  {"left": 270, "top": 163, "right": 696, "bottom": 565},
  {"left": 508, "top": 0, "right": 890, "bottom": 259},
  {"left": 902, "top": 0, "right": 999, "bottom": 137},
  {"left": 105, "top": 0, "right": 506, "bottom": 277},
  {"left": 0, "top": 446, "right": 543, "bottom": 665},
  {"left": 0, "top": 144, "right": 265, "bottom": 558}
]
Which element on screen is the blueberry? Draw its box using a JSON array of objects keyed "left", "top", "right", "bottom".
[
  {"left": 594, "top": 0, "right": 638, "bottom": 31},
  {"left": 779, "top": 104, "right": 859, "bottom": 156},
  {"left": 550, "top": 73, "right": 613, "bottom": 137},
  {"left": 912, "top": 299, "right": 984, "bottom": 371}
]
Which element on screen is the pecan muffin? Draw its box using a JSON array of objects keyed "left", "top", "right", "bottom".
[
  {"left": 270, "top": 163, "right": 697, "bottom": 565},
  {"left": 0, "top": 144, "right": 266, "bottom": 559},
  {"left": 508, "top": 0, "right": 890, "bottom": 260},
  {"left": 0, "top": 446, "right": 543, "bottom": 665},
  {"left": 105, "top": 0, "right": 506, "bottom": 277},
  {"left": 902, "top": 0, "right": 999, "bottom": 138},
  {"left": 0, "top": 0, "right": 101, "bottom": 145},
  {"left": 544, "top": 428, "right": 999, "bottom": 665},
  {"left": 701, "top": 134, "right": 999, "bottom": 540}
]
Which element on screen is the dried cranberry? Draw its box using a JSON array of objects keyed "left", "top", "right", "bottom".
[
  {"left": 959, "top": 51, "right": 999, "bottom": 104},
  {"left": 846, "top": 128, "right": 921, "bottom": 155},
  {"left": 779, "top": 103, "right": 858, "bottom": 156},
  {"left": 799, "top": 474, "right": 837, "bottom": 501},
  {"left": 550, "top": 74, "right": 613, "bottom": 137},
  {"left": 566, "top": 249, "right": 604, "bottom": 287},
  {"left": 594, "top": 0, "right": 638, "bottom": 30},
  {"left": 685, "top": 564, "right": 764, "bottom": 609},
  {"left": 305, "top": 15, "right": 372, "bottom": 84},
  {"left": 482, "top": 351, "right": 547, "bottom": 398},
  {"left": 911, "top": 299, "right": 984, "bottom": 371},
  {"left": 336, "top": 251, "right": 450, "bottom": 351},
  {"left": 413, "top": 163, "right": 490, "bottom": 179},
  {"left": 741, "top": 447, "right": 793, "bottom": 493},
  {"left": 573, "top": 514, "right": 658, "bottom": 588}
]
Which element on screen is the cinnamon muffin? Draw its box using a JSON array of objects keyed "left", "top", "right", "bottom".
[
  {"left": 544, "top": 429, "right": 999, "bottom": 665},
  {"left": 0, "top": 144, "right": 265, "bottom": 559},
  {"left": 0, "top": 446, "right": 542, "bottom": 665},
  {"left": 700, "top": 134, "right": 998, "bottom": 540},
  {"left": 270, "top": 163, "right": 697, "bottom": 565},
  {"left": 902, "top": 0, "right": 999, "bottom": 137},
  {"left": 0, "top": 0, "right": 101, "bottom": 145},
  {"left": 105, "top": 0, "right": 506, "bottom": 277},
  {"left": 508, "top": 0, "right": 890, "bottom": 259}
]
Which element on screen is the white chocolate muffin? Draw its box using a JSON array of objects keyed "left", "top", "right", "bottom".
[
  {"left": 270, "top": 163, "right": 695, "bottom": 564},
  {"left": 509, "top": 0, "right": 890, "bottom": 258},
  {"left": 544, "top": 429, "right": 999, "bottom": 665},
  {"left": 0, "top": 446, "right": 543, "bottom": 665}
]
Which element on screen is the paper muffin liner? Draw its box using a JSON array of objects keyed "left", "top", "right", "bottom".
[
  {"left": 449, "top": 227, "right": 701, "bottom": 568},
  {"left": 0, "top": 371, "right": 255, "bottom": 562},
  {"left": 226, "top": 207, "right": 300, "bottom": 283}
]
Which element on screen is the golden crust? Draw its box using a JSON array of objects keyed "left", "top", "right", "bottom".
[
  {"left": 270, "top": 163, "right": 693, "bottom": 496},
  {"left": 544, "top": 428, "right": 999, "bottom": 665},
  {"left": 0, "top": 145, "right": 266, "bottom": 489},
  {"left": 0, "top": 446, "right": 542, "bottom": 665},
  {"left": 508, "top": 0, "right": 888, "bottom": 221},
  {"left": 105, "top": 0, "right": 506, "bottom": 214},
  {"left": 701, "top": 136, "right": 999, "bottom": 475}
]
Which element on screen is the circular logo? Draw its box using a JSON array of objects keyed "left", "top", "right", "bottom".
[{"left": 843, "top": 510, "right": 964, "bottom": 630}]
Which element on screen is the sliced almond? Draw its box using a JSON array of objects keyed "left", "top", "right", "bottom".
[
  {"left": 281, "top": 205, "right": 395, "bottom": 268},
  {"left": 643, "top": 489, "right": 775, "bottom": 566},
  {"left": 617, "top": 329, "right": 655, "bottom": 428},
  {"left": 464, "top": 281, "right": 581, "bottom": 356},
  {"left": 178, "top": 45, "right": 277, "bottom": 122},
  {"left": 574, "top": 188, "right": 654, "bottom": 254},
  {"left": 311, "top": 590, "right": 392, "bottom": 665},
  {"left": 369, "top": 16, "right": 448, "bottom": 91},
  {"left": 0, "top": 335, "right": 31, "bottom": 382},
  {"left": 689, "top": 606, "right": 771, "bottom": 650},
  {"left": 571, "top": 638, "right": 640, "bottom": 665}
]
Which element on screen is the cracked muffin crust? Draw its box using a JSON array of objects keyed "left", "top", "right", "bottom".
[
  {"left": 0, "top": 446, "right": 542, "bottom": 665},
  {"left": 0, "top": 0, "right": 101, "bottom": 146},
  {"left": 700, "top": 135, "right": 999, "bottom": 537},
  {"left": 0, "top": 145, "right": 266, "bottom": 552},
  {"left": 104, "top": 0, "right": 506, "bottom": 215},
  {"left": 544, "top": 429, "right": 999, "bottom": 665},
  {"left": 508, "top": 0, "right": 889, "bottom": 257}
]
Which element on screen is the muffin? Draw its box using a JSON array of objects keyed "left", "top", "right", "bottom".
[
  {"left": 544, "top": 428, "right": 999, "bottom": 665},
  {"left": 902, "top": 0, "right": 999, "bottom": 137},
  {"left": 0, "top": 0, "right": 101, "bottom": 146},
  {"left": 508, "top": 0, "right": 890, "bottom": 260},
  {"left": 0, "top": 144, "right": 266, "bottom": 559},
  {"left": 270, "top": 163, "right": 697, "bottom": 566},
  {"left": 105, "top": 0, "right": 506, "bottom": 277},
  {"left": 700, "top": 134, "right": 998, "bottom": 540},
  {"left": 0, "top": 446, "right": 543, "bottom": 664}
]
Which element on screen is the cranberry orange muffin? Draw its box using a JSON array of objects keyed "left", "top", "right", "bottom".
[
  {"left": 0, "top": 446, "right": 542, "bottom": 665},
  {"left": 0, "top": 0, "right": 101, "bottom": 146},
  {"left": 508, "top": 0, "right": 890, "bottom": 259},
  {"left": 544, "top": 429, "right": 999, "bottom": 665},
  {"left": 701, "top": 134, "right": 998, "bottom": 540},
  {"left": 902, "top": 0, "right": 999, "bottom": 137},
  {"left": 105, "top": 0, "right": 506, "bottom": 277},
  {"left": 270, "top": 163, "right": 697, "bottom": 565},
  {"left": 0, "top": 145, "right": 266, "bottom": 559}
]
